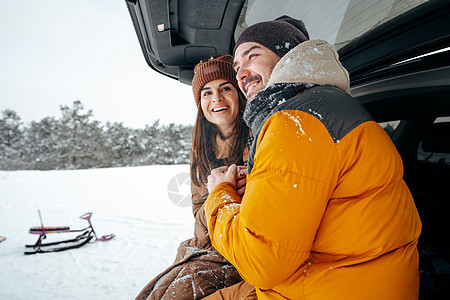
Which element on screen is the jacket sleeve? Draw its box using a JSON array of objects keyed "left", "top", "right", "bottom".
[
  {"left": 191, "top": 183, "right": 213, "bottom": 249},
  {"left": 204, "top": 111, "right": 338, "bottom": 289},
  {"left": 191, "top": 183, "right": 207, "bottom": 217}
]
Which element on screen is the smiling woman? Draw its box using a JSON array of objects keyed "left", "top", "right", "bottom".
[
  {"left": 200, "top": 80, "right": 240, "bottom": 135},
  {"left": 191, "top": 55, "right": 250, "bottom": 187},
  {"left": 136, "top": 55, "right": 254, "bottom": 300}
]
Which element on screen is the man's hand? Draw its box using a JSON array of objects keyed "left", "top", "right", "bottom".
[{"left": 207, "top": 164, "right": 238, "bottom": 193}]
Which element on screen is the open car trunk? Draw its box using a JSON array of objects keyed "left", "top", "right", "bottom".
[{"left": 125, "top": 0, "right": 450, "bottom": 297}]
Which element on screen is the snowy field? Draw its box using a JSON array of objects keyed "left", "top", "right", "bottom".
[{"left": 0, "top": 165, "right": 195, "bottom": 300}]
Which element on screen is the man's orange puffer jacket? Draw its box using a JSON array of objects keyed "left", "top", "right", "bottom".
[{"left": 204, "top": 40, "right": 422, "bottom": 300}]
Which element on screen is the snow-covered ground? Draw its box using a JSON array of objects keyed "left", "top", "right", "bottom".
[{"left": 0, "top": 165, "right": 195, "bottom": 300}]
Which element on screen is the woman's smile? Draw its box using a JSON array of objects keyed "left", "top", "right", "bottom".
[{"left": 201, "top": 79, "right": 240, "bottom": 133}]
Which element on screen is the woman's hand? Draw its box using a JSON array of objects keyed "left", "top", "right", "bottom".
[
  {"left": 207, "top": 165, "right": 236, "bottom": 193},
  {"left": 207, "top": 164, "right": 247, "bottom": 196},
  {"left": 236, "top": 166, "right": 247, "bottom": 196}
]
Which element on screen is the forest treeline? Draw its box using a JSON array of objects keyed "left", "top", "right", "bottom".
[{"left": 0, "top": 101, "right": 193, "bottom": 170}]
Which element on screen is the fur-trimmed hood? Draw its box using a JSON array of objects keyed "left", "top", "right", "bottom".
[{"left": 267, "top": 40, "right": 350, "bottom": 93}]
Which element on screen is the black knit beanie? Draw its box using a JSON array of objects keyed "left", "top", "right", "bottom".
[{"left": 234, "top": 15, "right": 309, "bottom": 58}]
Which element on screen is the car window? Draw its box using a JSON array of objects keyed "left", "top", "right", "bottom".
[
  {"left": 234, "top": 0, "right": 428, "bottom": 49},
  {"left": 418, "top": 116, "right": 450, "bottom": 164},
  {"left": 378, "top": 120, "right": 401, "bottom": 137}
]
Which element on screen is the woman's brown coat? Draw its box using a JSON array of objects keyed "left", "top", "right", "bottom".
[{"left": 136, "top": 138, "right": 252, "bottom": 300}]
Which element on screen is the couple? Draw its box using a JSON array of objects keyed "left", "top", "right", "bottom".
[{"left": 138, "top": 16, "right": 421, "bottom": 300}]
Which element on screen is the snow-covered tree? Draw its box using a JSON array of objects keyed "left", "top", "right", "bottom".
[
  {"left": 0, "top": 110, "right": 25, "bottom": 169},
  {"left": 58, "top": 101, "right": 105, "bottom": 169},
  {"left": 25, "top": 116, "right": 61, "bottom": 169},
  {"left": 0, "top": 101, "right": 193, "bottom": 170},
  {"left": 0, "top": 109, "right": 23, "bottom": 147}
]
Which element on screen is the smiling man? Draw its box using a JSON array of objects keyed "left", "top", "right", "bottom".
[
  {"left": 203, "top": 16, "right": 422, "bottom": 300},
  {"left": 233, "top": 43, "right": 280, "bottom": 100}
]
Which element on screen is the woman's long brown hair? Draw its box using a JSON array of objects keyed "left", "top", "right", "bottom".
[{"left": 190, "top": 90, "right": 249, "bottom": 187}]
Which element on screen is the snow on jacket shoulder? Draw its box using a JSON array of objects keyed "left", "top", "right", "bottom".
[{"left": 204, "top": 40, "right": 421, "bottom": 299}]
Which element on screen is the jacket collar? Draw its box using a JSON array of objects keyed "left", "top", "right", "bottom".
[
  {"left": 244, "top": 83, "right": 309, "bottom": 134},
  {"left": 268, "top": 40, "right": 350, "bottom": 93}
]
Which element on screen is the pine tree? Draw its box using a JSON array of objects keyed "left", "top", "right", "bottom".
[
  {"left": 58, "top": 101, "right": 104, "bottom": 169},
  {"left": 0, "top": 110, "right": 24, "bottom": 169},
  {"left": 25, "top": 117, "right": 61, "bottom": 169}
]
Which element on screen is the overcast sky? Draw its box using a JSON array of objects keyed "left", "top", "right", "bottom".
[{"left": 0, "top": 0, "right": 197, "bottom": 128}]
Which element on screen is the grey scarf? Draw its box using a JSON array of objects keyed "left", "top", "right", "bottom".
[{"left": 243, "top": 83, "right": 311, "bottom": 134}]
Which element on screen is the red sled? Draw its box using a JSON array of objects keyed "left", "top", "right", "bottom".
[{"left": 25, "top": 210, "right": 115, "bottom": 254}]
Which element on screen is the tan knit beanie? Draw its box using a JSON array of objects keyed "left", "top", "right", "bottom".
[{"left": 192, "top": 55, "right": 238, "bottom": 106}]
